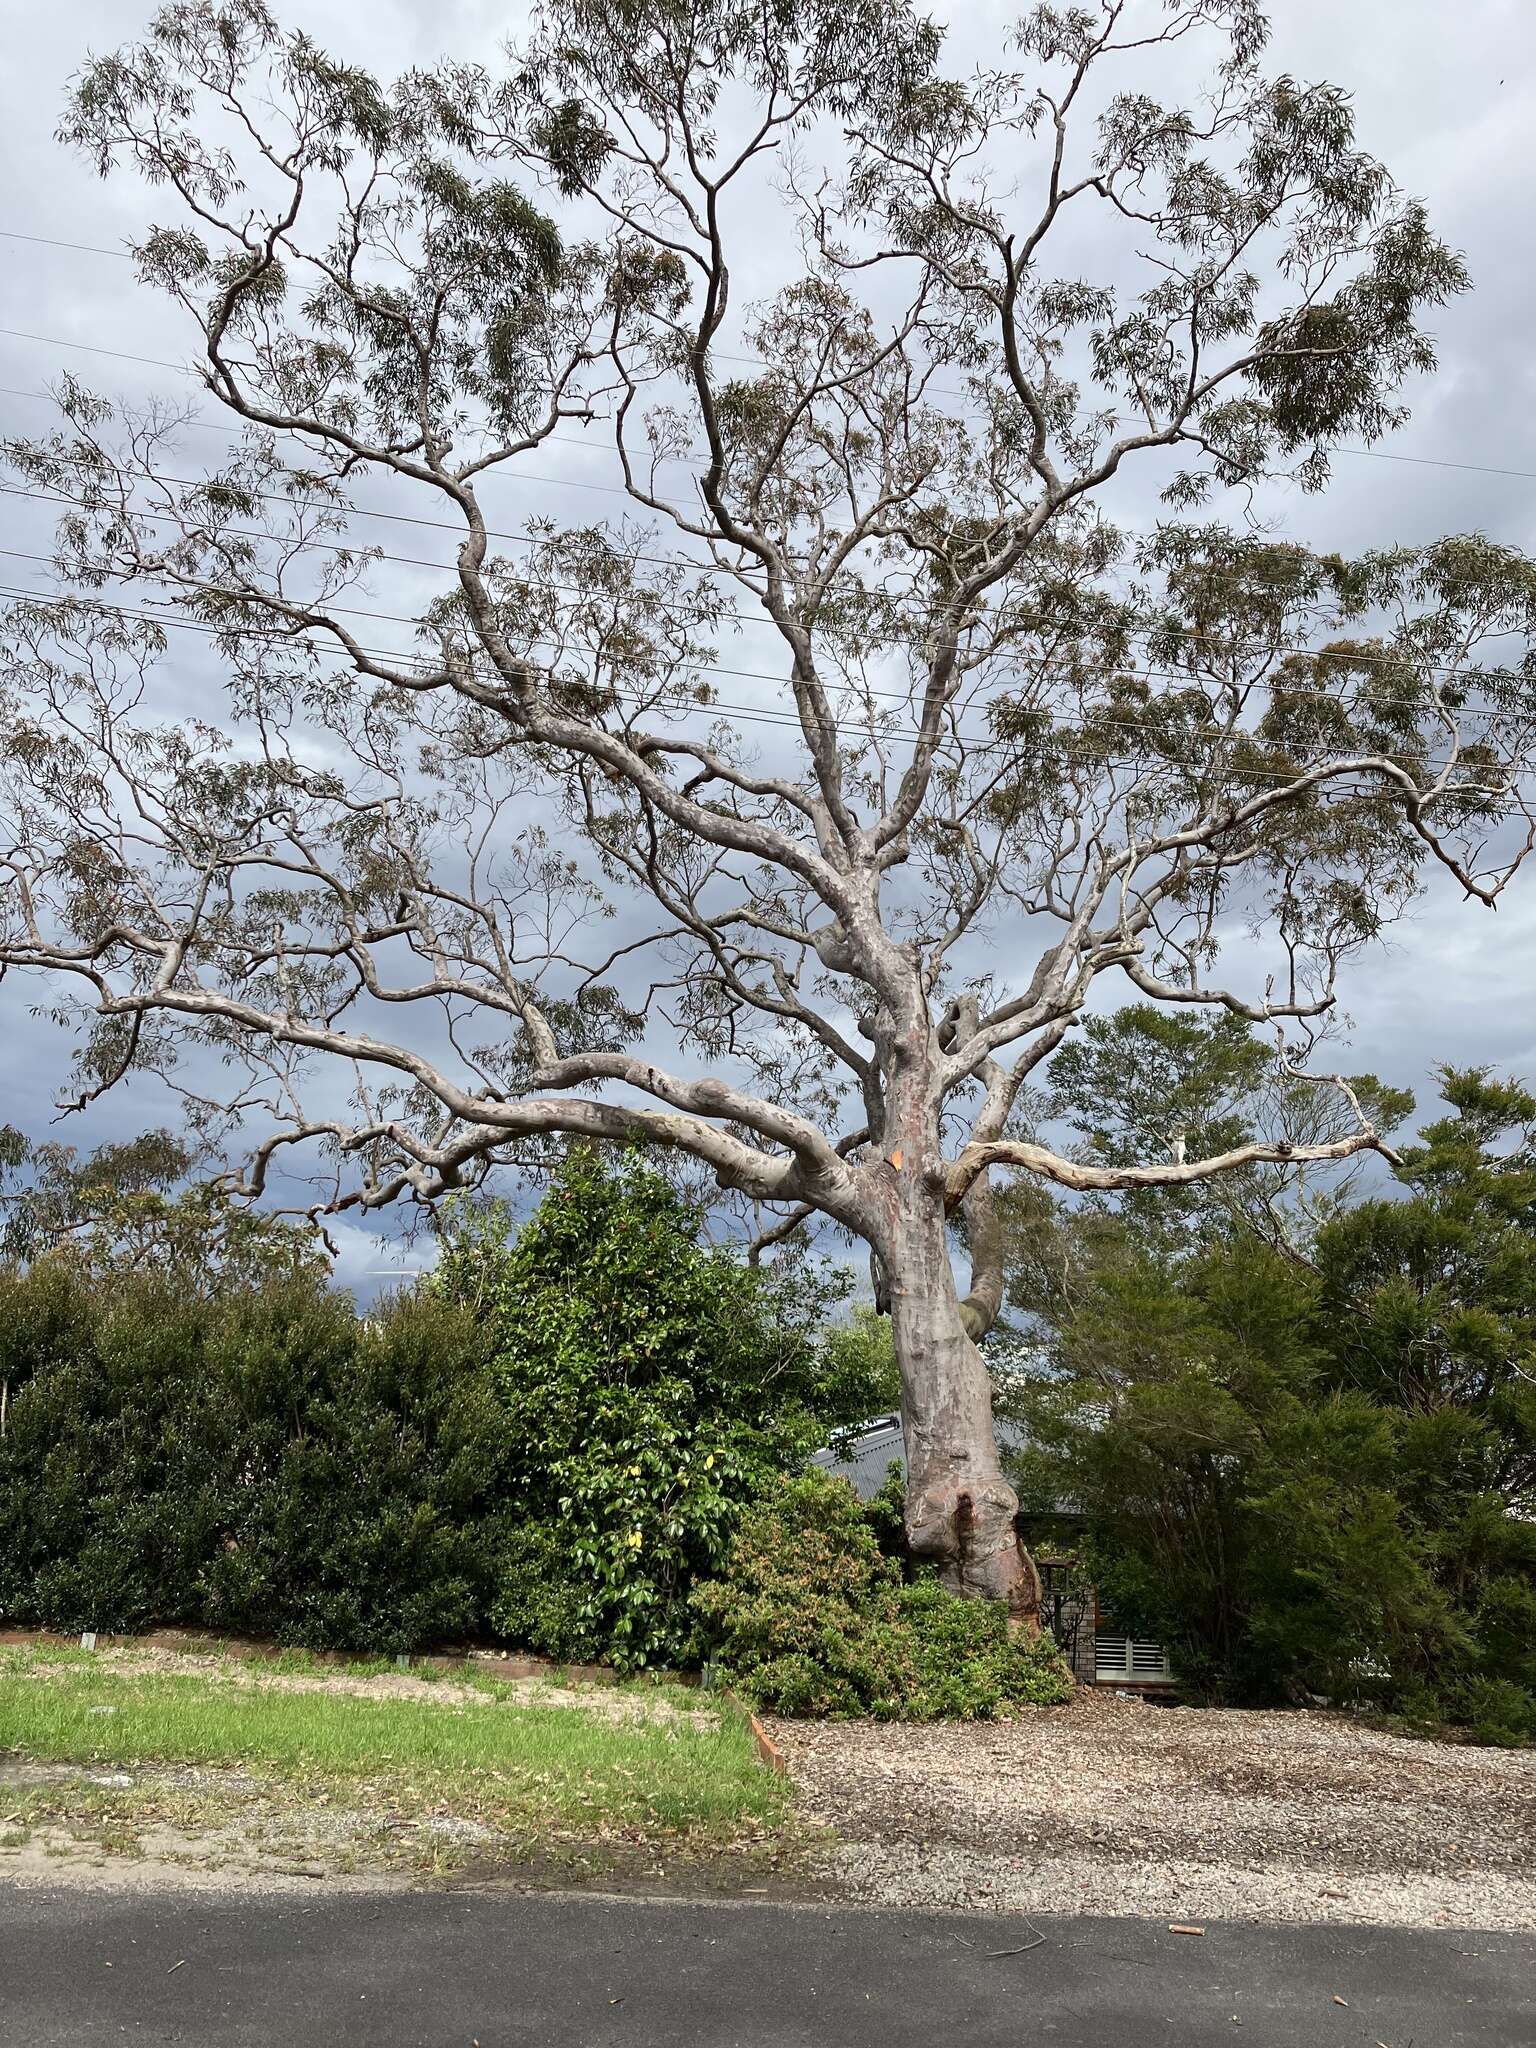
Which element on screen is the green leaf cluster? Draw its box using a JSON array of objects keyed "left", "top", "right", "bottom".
[
  {"left": 434, "top": 1148, "right": 885, "bottom": 1671},
  {"left": 692, "top": 1471, "right": 1071, "bottom": 1720}
]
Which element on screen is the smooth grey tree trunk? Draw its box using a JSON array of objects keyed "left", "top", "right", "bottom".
[{"left": 884, "top": 1205, "right": 1042, "bottom": 1623}]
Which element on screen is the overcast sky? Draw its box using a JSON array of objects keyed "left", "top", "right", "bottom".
[{"left": 2, "top": 1, "right": 1535, "bottom": 1289}]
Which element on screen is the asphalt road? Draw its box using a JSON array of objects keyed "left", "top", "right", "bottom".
[{"left": 1, "top": 1887, "right": 1531, "bottom": 2047}]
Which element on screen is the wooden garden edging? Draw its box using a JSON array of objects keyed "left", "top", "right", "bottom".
[{"left": 722, "top": 1688, "right": 788, "bottom": 1774}]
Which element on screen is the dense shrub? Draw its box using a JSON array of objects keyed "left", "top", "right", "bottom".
[
  {"left": 1007, "top": 1069, "right": 1536, "bottom": 1744},
  {"left": 0, "top": 1154, "right": 894, "bottom": 1670},
  {"left": 691, "top": 1471, "right": 910, "bottom": 1714},
  {"left": 0, "top": 1265, "right": 508, "bottom": 1654},
  {"left": 897, "top": 1577, "right": 1074, "bottom": 1720},
  {"left": 692, "top": 1473, "right": 1072, "bottom": 1719},
  {"left": 0, "top": 1263, "right": 235, "bottom": 1632},
  {"left": 195, "top": 1285, "right": 509, "bottom": 1653},
  {"left": 435, "top": 1150, "right": 887, "bottom": 1671}
]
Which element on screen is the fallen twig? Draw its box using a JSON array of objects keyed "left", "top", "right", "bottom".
[{"left": 955, "top": 1917, "right": 1047, "bottom": 1957}]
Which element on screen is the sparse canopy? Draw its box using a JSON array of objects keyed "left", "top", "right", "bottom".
[{"left": 4, "top": 0, "right": 1536, "bottom": 1612}]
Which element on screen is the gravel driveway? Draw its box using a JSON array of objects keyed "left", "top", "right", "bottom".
[{"left": 768, "top": 1690, "right": 1536, "bottom": 1930}]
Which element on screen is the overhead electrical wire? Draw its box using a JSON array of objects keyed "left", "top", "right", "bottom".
[
  {"left": 0, "top": 476, "right": 1527, "bottom": 715},
  {"left": 0, "top": 430, "right": 1477, "bottom": 646},
  {"left": 0, "top": 534, "right": 1518, "bottom": 738},
  {"left": 3, "top": 235, "right": 1534, "bottom": 736},
  {"left": 1, "top": 573, "right": 1523, "bottom": 802},
  {"left": 2, "top": 234, "right": 1527, "bottom": 1152},
  {"left": 4, "top": 322, "right": 1534, "bottom": 618},
  {"left": 6, "top": 356, "right": 1530, "bottom": 650},
  {"left": 6, "top": 225, "right": 1536, "bottom": 485}
]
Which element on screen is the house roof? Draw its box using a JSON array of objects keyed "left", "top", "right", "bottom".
[
  {"left": 813, "top": 1413, "right": 1040, "bottom": 1503},
  {"left": 812, "top": 1415, "right": 905, "bottom": 1500}
]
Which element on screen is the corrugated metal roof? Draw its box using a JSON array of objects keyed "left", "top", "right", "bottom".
[
  {"left": 813, "top": 1414, "right": 1037, "bottom": 1502},
  {"left": 813, "top": 1416, "right": 905, "bottom": 1500}
]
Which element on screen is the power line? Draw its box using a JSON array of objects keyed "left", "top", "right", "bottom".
[
  {"left": 0, "top": 570, "right": 1113, "bottom": 760},
  {"left": 0, "top": 473, "right": 1531, "bottom": 712},
  {"left": 0, "top": 325, "right": 194, "bottom": 376},
  {"left": 5, "top": 308, "right": 1536, "bottom": 705},
  {"left": 9, "top": 268, "right": 1536, "bottom": 499},
  {"left": 5, "top": 351, "right": 1533, "bottom": 634},
  {"left": 0, "top": 344, "right": 655, "bottom": 502},
  {"left": 0, "top": 536, "right": 1518, "bottom": 735},
  {"left": 3, "top": 552, "right": 1252, "bottom": 745},
  {"left": 0, "top": 352, "right": 665, "bottom": 473},
  {"left": 2, "top": 574, "right": 1523, "bottom": 795},
  {"left": 5, "top": 225, "right": 1535, "bottom": 486},
  {"left": 1331, "top": 448, "right": 1536, "bottom": 486},
  {"left": 0, "top": 229, "right": 134, "bottom": 260},
  {"left": 0, "top": 420, "right": 1378, "bottom": 619}
]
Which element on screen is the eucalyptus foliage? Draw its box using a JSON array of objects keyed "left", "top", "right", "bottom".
[{"left": 0, "top": 1126, "right": 324, "bottom": 1292}]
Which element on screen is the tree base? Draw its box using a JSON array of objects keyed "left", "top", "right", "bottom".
[{"left": 909, "top": 1476, "right": 1042, "bottom": 1626}]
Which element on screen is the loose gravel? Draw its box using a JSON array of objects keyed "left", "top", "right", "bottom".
[{"left": 767, "top": 1689, "right": 1536, "bottom": 1930}]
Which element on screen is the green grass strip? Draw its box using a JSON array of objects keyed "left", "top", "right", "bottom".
[{"left": 0, "top": 1650, "right": 783, "bottom": 1838}]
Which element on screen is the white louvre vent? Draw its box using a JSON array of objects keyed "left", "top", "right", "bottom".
[
  {"left": 1094, "top": 1634, "right": 1129, "bottom": 1678},
  {"left": 1094, "top": 1634, "right": 1172, "bottom": 1683}
]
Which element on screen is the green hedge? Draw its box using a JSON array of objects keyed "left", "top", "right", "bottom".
[
  {"left": 0, "top": 1263, "right": 508, "bottom": 1654},
  {"left": 0, "top": 1153, "right": 895, "bottom": 1671}
]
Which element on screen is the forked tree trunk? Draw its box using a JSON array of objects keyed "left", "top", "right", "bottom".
[{"left": 884, "top": 1207, "right": 1041, "bottom": 1625}]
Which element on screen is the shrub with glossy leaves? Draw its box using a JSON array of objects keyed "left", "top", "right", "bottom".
[
  {"left": 435, "top": 1149, "right": 876, "bottom": 1671},
  {"left": 0, "top": 1263, "right": 507, "bottom": 1653}
]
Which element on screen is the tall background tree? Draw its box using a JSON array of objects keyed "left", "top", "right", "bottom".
[
  {"left": 1004, "top": 1055, "right": 1536, "bottom": 1740},
  {"left": 3, "top": 0, "right": 1536, "bottom": 1614}
]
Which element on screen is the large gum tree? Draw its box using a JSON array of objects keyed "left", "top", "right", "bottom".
[{"left": 5, "top": 0, "right": 1536, "bottom": 1616}]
